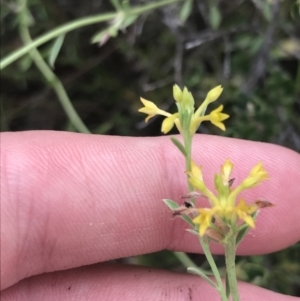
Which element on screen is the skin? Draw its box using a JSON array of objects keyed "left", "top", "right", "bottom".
[{"left": 1, "top": 131, "right": 300, "bottom": 300}]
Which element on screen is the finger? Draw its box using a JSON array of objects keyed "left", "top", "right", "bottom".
[
  {"left": 1, "top": 131, "right": 300, "bottom": 290},
  {"left": 1, "top": 263, "right": 298, "bottom": 301}
]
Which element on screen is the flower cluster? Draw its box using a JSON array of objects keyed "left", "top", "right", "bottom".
[
  {"left": 138, "top": 85, "right": 229, "bottom": 134},
  {"left": 188, "top": 159, "right": 270, "bottom": 237}
]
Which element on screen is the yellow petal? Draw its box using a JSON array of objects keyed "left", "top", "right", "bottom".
[
  {"left": 139, "top": 98, "right": 158, "bottom": 110},
  {"left": 221, "top": 159, "right": 234, "bottom": 184},
  {"left": 193, "top": 209, "right": 214, "bottom": 236},
  {"left": 241, "top": 162, "right": 269, "bottom": 189},
  {"left": 161, "top": 116, "right": 175, "bottom": 134},
  {"left": 138, "top": 97, "right": 172, "bottom": 123}
]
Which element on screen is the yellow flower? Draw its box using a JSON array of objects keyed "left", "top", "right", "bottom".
[
  {"left": 234, "top": 199, "right": 258, "bottom": 228},
  {"left": 188, "top": 159, "right": 270, "bottom": 236},
  {"left": 138, "top": 98, "right": 180, "bottom": 133},
  {"left": 240, "top": 162, "right": 269, "bottom": 189},
  {"left": 193, "top": 208, "right": 216, "bottom": 236},
  {"left": 190, "top": 105, "right": 230, "bottom": 133},
  {"left": 139, "top": 85, "right": 228, "bottom": 134},
  {"left": 208, "top": 105, "right": 230, "bottom": 131},
  {"left": 161, "top": 113, "right": 179, "bottom": 134},
  {"left": 221, "top": 159, "right": 234, "bottom": 186},
  {"left": 138, "top": 98, "right": 171, "bottom": 122},
  {"left": 194, "top": 85, "right": 224, "bottom": 118}
]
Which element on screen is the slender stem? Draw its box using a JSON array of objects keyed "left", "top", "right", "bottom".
[
  {"left": 183, "top": 131, "right": 193, "bottom": 192},
  {"left": 200, "top": 237, "right": 228, "bottom": 301},
  {"left": 1, "top": 0, "right": 182, "bottom": 69},
  {"left": 172, "top": 131, "right": 200, "bottom": 270},
  {"left": 173, "top": 252, "right": 198, "bottom": 269},
  {"left": 225, "top": 235, "right": 240, "bottom": 301},
  {"left": 18, "top": 0, "right": 90, "bottom": 133},
  {"left": 182, "top": 129, "right": 227, "bottom": 300}
]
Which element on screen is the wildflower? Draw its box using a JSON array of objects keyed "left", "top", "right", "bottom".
[
  {"left": 206, "top": 85, "right": 224, "bottom": 103},
  {"left": 138, "top": 85, "right": 228, "bottom": 134},
  {"left": 190, "top": 105, "right": 230, "bottom": 132},
  {"left": 187, "top": 159, "right": 270, "bottom": 236},
  {"left": 138, "top": 98, "right": 172, "bottom": 122},
  {"left": 240, "top": 162, "right": 269, "bottom": 189}
]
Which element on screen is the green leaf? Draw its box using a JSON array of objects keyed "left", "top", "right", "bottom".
[
  {"left": 48, "top": 34, "right": 65, "bottom": 68},
  {"left": 122, "top": 14, "right": 138, "bottom": 28},
  {"left": 186, "top": 228, "right": 199, "bottom": 236},
  {"left": 162, "top": 199, "right": 195, "bottom": 228},
  {"left": 91, "top": 25, "right": 120, "bottom": 44},
  {"left": 181, "top": 214, "right": 195, "bottom": 228},
  {"left": 290, "top": 2, "right": 300, "bottom": 20},
  {"left": 180, "top": 0, "right": 193, "bottom": 23},
  {"left": 188, "top": 267, "right": 218, "bottom": 288},
  {"left": 208, "top": 5, "right": 222, "bottom": 30},
  {"left": 170, "top": 137, "right": 187, "bottom": 156},
  {"left": 163, "top": 198, "right": 180, "bottom": 210}
]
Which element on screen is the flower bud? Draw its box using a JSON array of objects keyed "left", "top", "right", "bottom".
[
  {"left": 173, "top": 84, "right": 182, "bottom": 103},
  {"left": 206, "top": 85, "right": 223, "bottom": 103}
]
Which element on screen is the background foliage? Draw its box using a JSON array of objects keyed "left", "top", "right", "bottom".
[{"left": 1, "top": 0, "right": 299, "bottom": 296}]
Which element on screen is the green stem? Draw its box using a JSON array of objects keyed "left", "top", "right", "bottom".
[
  {"left": 182, "top": 129, "right": 227, "bottom": 300},
  {"left": 200, "top": 237, "right": 228, "bottom": 301},
  {"left": 225, "top": 235, "right": 240, "bottom": 301},
  {"left": 18, "top": 0, "right": 90, "bottom": 133},
  {"left": 173, "top": 252, "right": 198, "bottom": 269},
  {"left": 172, "top": 132, "right": 199, "bottom": 271},
  {"left": 184, "top": 133, "right": 193, "bottom": 188},
  {"left": 1, "top": 0, "right": 182, "bottom": 69}
]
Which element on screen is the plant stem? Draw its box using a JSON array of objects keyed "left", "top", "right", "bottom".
[
  {"left": 200, "top": 237, "right": 228, "bottom": 301},
  {"left": 225, "top": 235, "right": 240, "bottom": 301},
  {"left": 1, "top": 0, "right": 182, "bottom": 69},
  {"left": 173, "top": 252, "right": 198, "bottom": 269},
  {"left": 182, "top": 130, "right": 227, "bottom": 300},
  {"left": 183, "top": 131, "right": 193, "bottom": 192},
  {"left": 18, "top": 0, "right": 90, "bottom": 133}
]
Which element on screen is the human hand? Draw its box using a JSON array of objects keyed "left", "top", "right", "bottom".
[{"left": 1, "top": 131, "right": 300, "bottom": 300}]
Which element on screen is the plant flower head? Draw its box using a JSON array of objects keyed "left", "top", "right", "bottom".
[
  {"left": 186, "top": 159, "right": 271, "bottom": 237},
  {"left": 138, "top": 85, "right": 228, "bottom": 134}
]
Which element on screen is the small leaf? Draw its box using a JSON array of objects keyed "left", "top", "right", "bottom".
[
  {"left": 188, "top": 267, "right": 218, "bottom": 288},
  {"left": 91, "top": 25, "right": 120, "bottom": 44},
  {"left": 163, "top": 199, "right": 195, "bottom": 228},
  {"left": 91, "top": 28, "right": 111, "bottom": 45},
  {"left": 180, "top": 0, "right": 193, "bottom": 23},
  {"left": 163, "top": 198, "right": 180, "bottom": 210},
  {"left": 48, "top": 34, "right": 65, "bottom": 68},
  {"left": 181, "top": 214, "right": 195, "bottom": 228},
  {"left": 209, "top": 5, "right": 222, "bottom": 30},
  {"left": 122, "top": 14, "right": 138, "bottom": 28},
  {"left": 186, "top": 228, "right": 199, "bottom": 236},
  {"left": 170, "top": 137, "right": 187, "bottom": 156},
  {"left": 290, "top": 2, "right": 300, "bottom": 20}
]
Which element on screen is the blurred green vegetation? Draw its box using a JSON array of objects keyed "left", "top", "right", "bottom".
[{"left": 1, "top": 0, "right": 299, "bottom": 297}]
